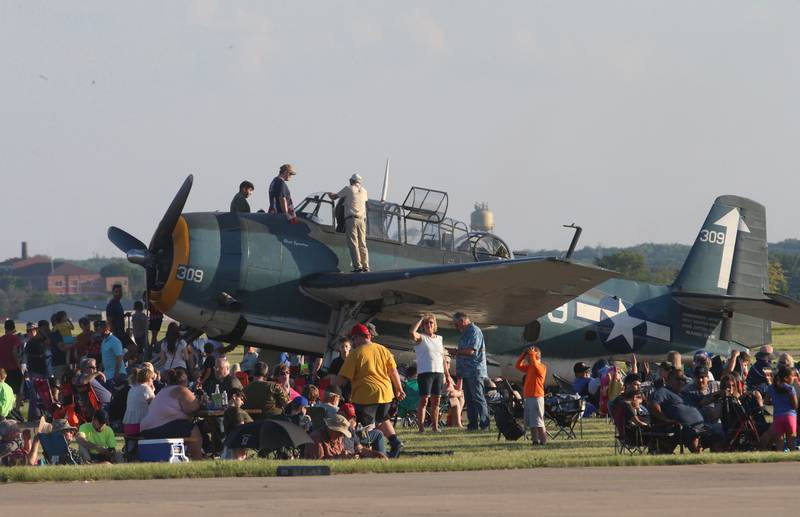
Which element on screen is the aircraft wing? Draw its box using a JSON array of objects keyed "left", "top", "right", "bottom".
[
  {"left": 672, "top": 292, "right": 800, "bottom": 325},
  {"left": 301, "top": 257, "right": 617, "bottom": 326}
]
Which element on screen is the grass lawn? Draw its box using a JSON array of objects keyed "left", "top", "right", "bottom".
[{"left": 3, "top": 418, "right": 800, "bottom": 483}]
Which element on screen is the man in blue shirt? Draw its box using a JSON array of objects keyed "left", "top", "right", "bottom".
[
  {"left": 97, "top": 321, "right": 126, "bottom": 382},
  {"left": 649, "top": 368, "right": 723, "bottom": 453},
  {"left": 453, "top": 312, "right": 489, "bottom": 431},
  {"left": 105, "top": 284, "right": 126, "bottom": 342},
  {"left": 268, "top": 163, "right": 297, "bottom": 223}
]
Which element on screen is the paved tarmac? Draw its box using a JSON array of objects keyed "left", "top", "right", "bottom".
[{"left": 3, "top": 463, "right": 793, "bottom": 516}]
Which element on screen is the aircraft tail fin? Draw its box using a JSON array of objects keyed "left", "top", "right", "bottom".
[
  {"left": 671, "top": 196, "right": 781, "bottom": 346},
  {"left": 673, "top": 195, "right": 767, "bottom": 297}
]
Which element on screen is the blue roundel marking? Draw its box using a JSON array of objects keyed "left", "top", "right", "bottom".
[{"left": 596, "top": 296, "right": 648, "bottom": 353}]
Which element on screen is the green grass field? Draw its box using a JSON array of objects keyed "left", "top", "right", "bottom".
[
  {"left": 4, "top": 325, "right": 800, "bottom": 483},
  {"left": 4, "top": 415, "right": 800, "bottom": 483}
]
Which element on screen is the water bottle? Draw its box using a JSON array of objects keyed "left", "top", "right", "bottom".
[{"left": 222, "top": 390, "right": 228, "bottom": 408}]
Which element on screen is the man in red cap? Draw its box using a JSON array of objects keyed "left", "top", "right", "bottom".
[{"left": 337, "top": 323, "right": 406, "bottom": 457}]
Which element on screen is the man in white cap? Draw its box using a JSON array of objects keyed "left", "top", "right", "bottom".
[{"left": 328, "top": 174, "right": 370, "bottom": 272}]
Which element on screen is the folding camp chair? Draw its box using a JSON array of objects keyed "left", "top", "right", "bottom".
[
  {"left": 31, "top": 377, "right": 58, "bottom": 420},
  {"left": 308, "top": 406, "right": 327, "bottom": 432},
  {"left": 38, "top": 432, "right": 80, "bottom": 465},
  {"left": 552, "top": 374, "right": 578, "bottom": 395},
  {"left": 545, "top": 394, "right": 585, "bottom": 439}
]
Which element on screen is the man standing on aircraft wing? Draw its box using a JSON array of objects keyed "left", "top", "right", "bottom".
[
  {"left": 336, "top": 323, "right": 406, "bottom": 457},
  {"left": 453, "top": 312, "right": 490, "bottom": 431},
  {"left": 230, "top": 180, "right": 254, "bottom": 213},
  {"left": 268, "top": 163, "right": 297, "bottom": 223},
  {"left": 327, "top": 174, "right": 369, "bottom": 272}
]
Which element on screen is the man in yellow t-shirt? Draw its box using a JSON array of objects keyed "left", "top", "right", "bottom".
[
  {"left": 76, "top": 410, "right": 122, "bottom": 463},
  {"left": 337, "top": 323, "right": 406, "bottom": 457}
]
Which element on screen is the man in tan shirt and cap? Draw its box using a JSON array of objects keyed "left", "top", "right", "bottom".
[{"left": 328, "top": 174, "right": 369, "bottom": 272}]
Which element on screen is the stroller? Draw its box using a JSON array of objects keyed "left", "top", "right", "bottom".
[
  {"left": 486, "top": 379, "right": 526, "bottom": 441},
  {"left": 720, "top": 395, "right": 762, "bottom": 451}
]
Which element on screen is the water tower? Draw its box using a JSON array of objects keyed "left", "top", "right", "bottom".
[{"left": 470, "top": 202, "right": 495, "bottom": 233}]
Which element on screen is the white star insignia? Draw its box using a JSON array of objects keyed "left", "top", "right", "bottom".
[{"left": 602, "top": 298, "right": 644, "bottom": 350}]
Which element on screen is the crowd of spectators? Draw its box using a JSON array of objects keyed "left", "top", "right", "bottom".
[
  {"left": 0, "top": 306, "right": 501, "bottom": 466},
  {"left": 594, "top": 345, "right": 797, "bottom": 454}
]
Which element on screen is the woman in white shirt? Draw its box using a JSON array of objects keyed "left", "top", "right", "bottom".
[
  {"left": 410, "top": 313, "right": 452, "bottom": 433},
  {"left": 123, "top": 367, "right": 155, "bottom": 436},
  {"left": 158, "top": 322, "right": 191, "bottom": 373}
]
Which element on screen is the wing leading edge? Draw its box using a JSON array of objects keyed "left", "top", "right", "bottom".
[{"left": 301, "top": 257, "right": 617, "bottom": 326}]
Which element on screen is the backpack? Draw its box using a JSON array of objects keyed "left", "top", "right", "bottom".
[{"left": 494, "top": 403, "right": 524, "bottom": 441}]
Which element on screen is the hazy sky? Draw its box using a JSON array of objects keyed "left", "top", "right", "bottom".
[{"left": 2, "top": 1, "right": 799, "bottom": 260}]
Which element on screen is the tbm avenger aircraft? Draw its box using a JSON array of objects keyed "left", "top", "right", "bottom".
[{"left": 108, "top": 175, "right": 800, "bottom": 382}]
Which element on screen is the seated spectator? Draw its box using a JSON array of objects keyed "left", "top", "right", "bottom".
[
  {"left": 621, "top": 390, "right": 650, "bottom": 434},
  {"left": 239, "top": 346, "right": 260, "bottom": 376},
  {"left": 666, "top": 351, "right": 683, "bottom": 371},
  {"left": 746, "top": 348, "right": 774, "bottom": 393},
  {"left": 691, "top": 351, "right": 715, "bottom": 381},
  {"left": 681, "top": 366, "right": 721, "bottom": 424},
  {"left": 398, "top": 365, "right": 421, "bottom": 419},
  {"left": 0, "top": 368, "right": 15, "bottom": 419},
  {"left": 317, "top": 385, "right": 342, "bottom": 419},
  {"left": 123, "top": 367, "right": 155, "bottom": 436},
  {"left": 139, "top": 368, "right": 202, "bottom": 460},
  {"left": 572, "top": 362, "right": 591, "bottom": 396},
  {"left": 303, "top": 414, "right": 386, "bottom": 460},
  {"left": 339, "top": 402, "right": 387, "bottom": 458},
  {"left": 76, "top": 410, "right": 122, "bottom": 463},
  {"left": 223, "top": 388, "right": 253, "bottom": 435},
  {"left": 717, "top": 373, "right": 767, "bottom": 440},
  {"left": 29, "top": 419, "right": 81, "bottom": 465},
  {"left": 287, "top": 396, "right": 311, "bottom": 431},
  {"left": 273, "top": 363, "right": 300, "bottom": 401},
  {"left": 302, "top": 384, "right": 320, "bottom": 407},
  {"left": 443, "top": 354, "right": 463, "bottom": 428},
  {"left": 649, "top": 368, "right": 723, "bottom": 453},
  {"left": 203, "top": 357, "right": 243, "bottom": 397},
  {"left": 244, "top": 361, "right": 289, "bottom": 418},
  {"left": 0, "top": 419, "right": 35, "bottom": 466},
  {"left": 74, "top": 357, "right": 111, "bottom": 414}
]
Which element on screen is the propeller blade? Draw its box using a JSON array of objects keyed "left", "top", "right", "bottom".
[
  {"left": 149, "top": 174, "right": 194, "bottom": 253},
  {"left": 107, "top": 226, "right": 147, "bottom": 254}
]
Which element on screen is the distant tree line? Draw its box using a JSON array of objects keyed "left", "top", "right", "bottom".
[{"left": 524, "top": 240, "right": 798, "bottom": 296}]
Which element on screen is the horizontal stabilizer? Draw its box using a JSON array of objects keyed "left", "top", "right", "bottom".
[
  {"left": 302, "top": 257, "right": 617, "bottom": 326},
  {"left": 672, "top": 292, "right": 800, "bottom": 325}
]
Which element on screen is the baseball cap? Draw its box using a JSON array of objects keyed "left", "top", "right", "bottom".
[
  {"left": 26, "top": 321, "right": 36, "bottom": 330},
  {"left": 365, "top": 322, "right": 379, "bottom": 337},
  {"left": 280, "top": 163, "right": 297, "bottom": 176},
  {"left": 573, "top": 362, "right": 590, "bottom": 374},
  {"left": 327, "top": 385, "right": 342, "bottom": 397},
  {"left": 350, "top": 173, "right": 363, "bottom": 183},
  {"left": 350, "top": 323, "right": 370, "bottom": 337},
  {"left": 693, "top": 366, "right": 709, "bottom": 378},
  {"left": 338, "top": 403, "right": 356, "bottom": 420},
  {"left": 290, "top": 396, "right": 309, "bottom": 409}
]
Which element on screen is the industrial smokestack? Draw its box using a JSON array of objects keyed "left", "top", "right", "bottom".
[{"left": 21, "top": 242, "right": 28, "bottom": 260}]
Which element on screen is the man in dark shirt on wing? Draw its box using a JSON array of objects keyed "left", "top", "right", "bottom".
[{"left": 268, "top": 164, "right": 297, "bottom": 223}]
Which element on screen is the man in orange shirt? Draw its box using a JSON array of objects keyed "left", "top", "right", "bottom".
[{"left": 515, "top": 346, "right": 547, "bottom": 445}]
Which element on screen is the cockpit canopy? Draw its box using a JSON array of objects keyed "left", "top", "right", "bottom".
[{"left": 295, "top": 187, "right": 511, "bottom": 259}]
